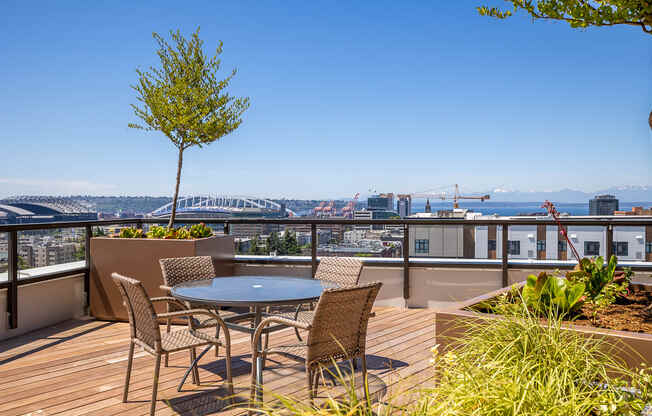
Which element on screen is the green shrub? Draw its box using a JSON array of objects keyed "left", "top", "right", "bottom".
[
  {"left": 117, "top": 227, "right": 144, "bottom": 238},
  {"left": 522, "top": 271, "right": 585, "bottom": 317},
  {"left": 419, "top": 300, "right": 651, "bottom": 416},
  {"left": 566, "top": 255, "right": 631, "bottom": 305},
  {"left": 189, "top": 222, "right": 213, "bottom": 238},
  {"left": 146, "top": 225, "right": 167, "bottom": 239}
]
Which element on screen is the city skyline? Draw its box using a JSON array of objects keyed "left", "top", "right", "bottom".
[{"left": 2, "top": 1, "right": 650, "bottom": 199}]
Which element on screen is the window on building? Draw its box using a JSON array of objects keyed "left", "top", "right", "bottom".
[
  {"left": 584, "top": 241, "right": 600, "bottom": 256},
  {"left": 537, "top": 240, "right": 546, "bottom": 251},
  {"left": 508, "top": 240, "right": 520, "bottom": 255},
  {"left": 488, "top": 239, "right": 496, "bottom": 251},
  {"left": 415, "top": 239, "right": 429, "bottom": 254},
  {"left": 646, "top": 242, "right": 652, "bottom": 254},
  {"left": 614, "top": 242, "right": 628, "bottom": 257},
  {"left": 558, "top": 240, "right": 567, "bottom": 252}
]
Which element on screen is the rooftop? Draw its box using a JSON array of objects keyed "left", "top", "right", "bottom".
[{"left": 0, "top": 307, "right": 434, "bottom": 415}]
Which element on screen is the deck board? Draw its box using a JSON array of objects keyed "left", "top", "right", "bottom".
[{"left": 0, "top": 307, "right": 435, "bottom": 415}]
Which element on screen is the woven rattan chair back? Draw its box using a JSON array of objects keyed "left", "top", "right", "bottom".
[
  {"left": 313, "top": 257, "right": 363, "bottom": 286},
  {"left": 305, "top": 282, "right": 381, "bottom": 367},
  {"left": 112, "top": 273, "right": 161, "bottom": 353},
  {"left": 159, "top": 256, "right": 216, "bottom": 287}
]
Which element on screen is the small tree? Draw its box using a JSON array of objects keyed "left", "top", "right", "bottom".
[
  {"left": 478, "top": 1, "right": 652, "bottom": 34},
  {"left": 267, "top": 231, "right": 281, "bottom": 254},
  {"left": 282, "top": 230, "right": 300, "bottom": 255},
  {"left": 129, "top": 28, "right": 250, "bottom": 229}
]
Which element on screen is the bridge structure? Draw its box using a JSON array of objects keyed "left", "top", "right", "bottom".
[{"left": 149, "top": 195, "right": 296, "bottom": 218}]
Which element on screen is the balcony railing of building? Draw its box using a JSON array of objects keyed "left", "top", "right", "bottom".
[{"left": 1, "top": 216, "right": 651, "bottom": 330}]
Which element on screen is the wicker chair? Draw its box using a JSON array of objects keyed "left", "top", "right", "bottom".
[
  {"left": 250, "top": 282, "right": 381, "bottom": 409},
  {"left": 271, "top": 257, "right": 364, "bottom": 343},
  {"left": 159, "top": 256, "right": 223, "bottom": 366},
  {"left": 111, "top": 273, "right": 233, "bottom": 416}
]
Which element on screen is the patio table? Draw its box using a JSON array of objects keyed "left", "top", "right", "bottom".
[{"left": 171, "top": 275, "right": 339, "bottom": 400}]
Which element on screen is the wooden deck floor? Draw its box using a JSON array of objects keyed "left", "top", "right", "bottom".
[{"left": 0, "top": 307, "right": 436, "bottom": 416}]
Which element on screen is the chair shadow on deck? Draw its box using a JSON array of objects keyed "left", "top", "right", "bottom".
[
  {"left": 0, "top": 319, "right": 115, "bottom": 365},
  {"left": 163, "top": 386, "right": 248, "bottom": 415}
]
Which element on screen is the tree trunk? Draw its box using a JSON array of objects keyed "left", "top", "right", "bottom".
[{"left": 168, "top": 146, "right": 184, "bottom": 229}]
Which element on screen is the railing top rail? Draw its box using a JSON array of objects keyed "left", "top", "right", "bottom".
[{"left": 2, "top": 216, "right": 652, "bottom": 232}]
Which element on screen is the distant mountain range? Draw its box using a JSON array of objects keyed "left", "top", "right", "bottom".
[{"left": 486, "top": 186, "right": 652, "bottom": 203}]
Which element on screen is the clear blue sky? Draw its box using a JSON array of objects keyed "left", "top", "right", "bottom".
[{"left": 1, "top": 1, "right": 650, "bottom": 199}]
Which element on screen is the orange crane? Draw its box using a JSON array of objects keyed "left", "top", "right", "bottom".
[
  {"left": 411, "top": 184, "right": 490, "bottom": 209},
  {"left": 322, "top": 201, "right": 335, "bottom": 216},
  {"left": 340, "top": 193, "right": 360, "bottom": 217},
  {"left": 313, "top": 201, "right": 327, "bottom": 215}
]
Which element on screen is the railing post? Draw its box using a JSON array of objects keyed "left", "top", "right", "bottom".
[
  {"left": 84, "top": 225, "right": 92, "bottom": 312},
  {"left": 403, "top": 224, "right": 410, "bottom": 300},
  {"left": 311, "top": 223, "right": 317, "bottom": 277},
  {"left": 7, "top": 230, "right": 18, "bottom": 329},
  {"left": 501, "top": 223, "right": 509, "bottom": 287},
  {"left": 606, "top": 223, "right": 613, "bottom": 258}
]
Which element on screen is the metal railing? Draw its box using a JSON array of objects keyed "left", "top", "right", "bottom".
[{"left": 1, "top": 216, "right": 651, "bottom": 330}]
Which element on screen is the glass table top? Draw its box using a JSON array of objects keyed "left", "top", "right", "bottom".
[{"left": 170, "top": 275, "right": 339, "bottom": 306}]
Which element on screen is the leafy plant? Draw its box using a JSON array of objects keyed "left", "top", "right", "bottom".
[
  {"left": 420, "top": 300, "right": 652, "bottom": 416},
  {"left": 189, "top": 222, "right": 213, "bottom": 239},
  {"left": 146, "top": 225, "right": 167, "bottom": 239},
  {"left": 567, "top": 255, "right": 629, "bottom": 302},
  {"left": 129, "top": 27, "right": 250, "bottom": 229},
  {"left": 117, "top": 227, "right": 145, "bottom": 239},
  {"left": 522, "top": 271, "right": 585, "bottom": 316}
]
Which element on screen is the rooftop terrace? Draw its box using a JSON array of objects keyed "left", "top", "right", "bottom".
[{"left": 0, "top": 307, "right": 434, "bottom": 415}]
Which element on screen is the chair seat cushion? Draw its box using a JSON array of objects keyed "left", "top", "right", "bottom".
[{"left": 161, "top": 329, "right": 220, "bottom": 353}]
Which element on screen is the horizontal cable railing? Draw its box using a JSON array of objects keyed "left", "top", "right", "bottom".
[{"left": 1, "top": 216, "right": 651, "bottom": 329}]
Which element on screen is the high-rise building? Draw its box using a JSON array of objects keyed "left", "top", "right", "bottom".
[
  {"left": 396, "top": 194, "right": 412, "bottom": 218},
  {"left": 367, "top": 193, "right": 394, "bottom": 212},
  {"left": 589, "top": 195, "right": 619, "bottom": 215}
]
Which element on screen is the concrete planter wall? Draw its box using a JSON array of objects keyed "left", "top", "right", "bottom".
[
  {"left": 90, "top": 235, "right": 234, "bottom": 321},
  {"left": 435, "top": 283, "right": 652, "bottom": 370}
]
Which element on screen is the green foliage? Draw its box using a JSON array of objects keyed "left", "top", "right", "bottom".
[
  {"left": 129, "top": 27, "right": 250, "bottom": 228},
  {"left": 267, "top": 232, "right": 282, "bottom": 254},
  {"left": 248, "top": 236, "right": 267, "bottom": 255},
  {"left": 118, "top": 227, "right": 145, "bottom": 238},
  {"left": 522, "top": 271, "right": 585, "bottom": 316},
  {"left": 189, "top": 222, "right": 213, "bottom": 239},
  {"left": 567, "top": 255, "right": 628, "bottom": 301},
  {"left": 420, "top": 301, "right": 652, "bottom": 415},
  {"left": 282, "top": 230, "right": 301, "bottom": 255},
  {"left": 146, "top": 225, "right": 167, "bottom": 239},
  {"left": 478, "top": 0, "right": 652, "bottom": 34}
]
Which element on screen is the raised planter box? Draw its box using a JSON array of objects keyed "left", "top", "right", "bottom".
[
  {"left": 90, "top": 235, "right": 234, "bottom": 321},
  {"left": 434, "top": 282, "right": 652, "bottom": 370}
]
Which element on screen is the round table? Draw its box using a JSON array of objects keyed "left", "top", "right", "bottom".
[{"left": 171, "top": 275, "right": 339, "bottom": 398}]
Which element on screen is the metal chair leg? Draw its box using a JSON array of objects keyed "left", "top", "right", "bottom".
[
  {"left": 122, "top": 341, "right": 135, "bottom": 402},
  {"left": 306, "top": 367, "right": 314, "bottom": 405},
  {"left": 150, "top": 354, "right": 162, "bottom": 416},
  {"left": 215, "top": 324, "right": 220, "bottom": 358},
  {"left": 190, "top": 347, "right": 200, "bottom": 385},
  {"left": 361, "top": 354, "right": 369, "bottom": 403}
]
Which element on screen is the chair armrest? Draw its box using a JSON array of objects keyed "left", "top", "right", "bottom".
[
  {"left": 252, "top": 316, "right": 311, "bottom": 351},
  {"left": 159, "top": 285, "right": 172, "bottom": 292},
  {"left": 150, "top": 296, "right": 186, "bottom": 309},
  {"left": 157, "top": 309, "right": 231, "bottom": 341}
]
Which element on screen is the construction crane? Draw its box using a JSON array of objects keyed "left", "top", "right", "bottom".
[
  {"left": 313, "top": 201, "right": 327, "bottom": 215},
  {"left": 411, "top": 184, "right": 490, "bottom": 209},
  {"left": 340, "top": 193, "right": 360, "bottom": 217}
]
